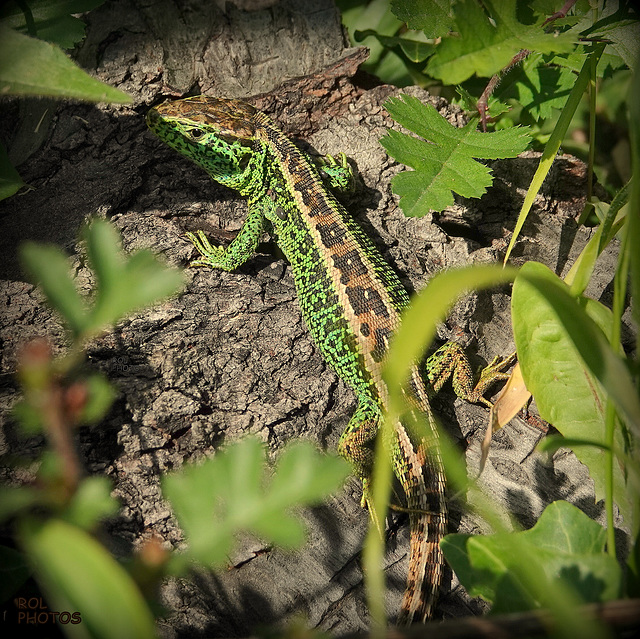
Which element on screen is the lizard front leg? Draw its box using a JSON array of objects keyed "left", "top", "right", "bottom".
[{"left": 186, "top": 202, "right": 267, "bottom": 271}]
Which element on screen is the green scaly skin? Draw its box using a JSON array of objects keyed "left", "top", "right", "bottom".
[{"left": 146, "top": 97, "right": 513, "bottom": 624}]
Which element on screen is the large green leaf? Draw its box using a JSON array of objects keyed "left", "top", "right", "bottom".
[
  {"left": 20, "top": 518, "right": 156, "bottom": 639},
  {"left": 442, "top": 501, "right": 623, "bottom": 613},
  {"left": 512, "top": 262, "right": 637, "bottom": 526},
  {"left": 425, "top": 0, "right": 575, "bottom": 83},
  {"left": 0, "top": 26, "right": 131, "bottom": 102},
  {"left": 380, "top": 93, "right": 530, "bottom": 216},
  {"left": 0, "top": 1, "right": 106, "bottom": 49}
]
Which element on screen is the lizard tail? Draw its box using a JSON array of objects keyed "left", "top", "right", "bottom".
[
  {"left": 393, "top": 419, "right": 447, "bottom": 625},
  {"left": 398, "top": 506, "right": 447, "bottom": 624}
]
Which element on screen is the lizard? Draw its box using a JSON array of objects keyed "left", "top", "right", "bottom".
[{"left": 146, "top": 96, "right": 513, "bottom": 624}]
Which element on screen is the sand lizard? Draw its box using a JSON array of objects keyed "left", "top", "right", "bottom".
[{"left": 146, "top": 96, "right": 512, "bottom": 623}]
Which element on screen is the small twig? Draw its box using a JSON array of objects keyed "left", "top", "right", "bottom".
[
  {"left": 477, "top": 50, "right": 530, "bottom": 131},
  {"left": 543, "top": 0, "right": 579, "bottom": 26},
  {"left": 18, "top": 339, "right": 84, "bottom": 498}
]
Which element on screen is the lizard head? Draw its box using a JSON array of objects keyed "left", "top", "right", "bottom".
[{"left": 146, "top": 97, "right": 260, "bottom": 190}]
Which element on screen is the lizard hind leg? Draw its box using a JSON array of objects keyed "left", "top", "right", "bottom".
[
  {"left": 337, "top": 397, "right": 383, "bottom": 514},
  {"left": 425, "top": 341, "right": 515, "bottom": 407}
]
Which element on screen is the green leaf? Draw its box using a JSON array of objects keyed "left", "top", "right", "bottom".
[
  {"left": 354, "top": 29, "right": 434, "bottom": 63},
  {"left": 565, "top": 183, "right": 629, "bottom": 296},
  {"left": 442, "top": 501, "right": 623, "bottom": 613},
  {"left": 390, "top": 0, "right": 455, "bottom": 39},
  {"left": 0, "top": 26, "right": 131, "bottom": 102},
  {"left": 11, "top": 398, "right": 44, "bottom": 434},
  {"left": 163, "top": 437, "right": 349, "bottom": 573},
  {"left": 584, "top": 1, "right": 640, "bottom": 71},
  {"left": 85, "top": 220, "right": 185, "bottom": 335},
  {"left": 512, "top": 262, "right": 637, "bottom": 525},
  {"left": 0, "top": 0, "right": 106, "bottom": 48},
  {"left": 0, "top": 140, "right": 26, "bottom": 201},
  {"left": 80, "top": 372, "right": 117, "bottom": 424},
  {"left": 426, "top": 0, "right": 575, "bottom": 84},
  {"left": 497, "top": 53, "right": 578, "bottom": 121},
  {"left": 0, "top": 486, "right": 41, "bottom": 522},
  {"left": 20, "top": 518, "right": 156, "bottom": 639},
  {"left": 380, "top": 94, "right": 530, "bottom": 216},
  {"left": 61, "top": 477, "right": 119, "bottom": 530},
  {"left": 20, "top": 242, "right": 89, "bottom": 337},
  {"left": 503, "top": 47, "right": 603, "bottom": 262},
  {"left": 21, "top": 220, "right": 185, "bottom": 339}
]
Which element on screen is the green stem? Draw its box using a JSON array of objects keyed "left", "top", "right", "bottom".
[
  {"left": 587, "top": 44, "right": 597, "bottom": 202},
  {"left": 604, "top": 400, "right": 616, "bottom": 557},
  {"left": 504, "top": 43, "right": 605, "bottom": 264},
  {"left": 14, "top": 0, "right": 37, "bottom": 37}
]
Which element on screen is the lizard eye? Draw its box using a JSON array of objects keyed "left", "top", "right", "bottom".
[{"left": 189, "top": 128, "right": 205, "bottom": 140}]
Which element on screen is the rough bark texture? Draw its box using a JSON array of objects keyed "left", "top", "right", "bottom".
[{"left": 0, "top": 1, "right": 631, "bottom": 638}]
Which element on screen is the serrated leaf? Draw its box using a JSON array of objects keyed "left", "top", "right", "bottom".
[
  {"left": 380, "top": 94, "right": 530, "bottom": 216},
  {"left": 0, "top": 26, "right": 131, "bottom": 102},
  {"left": 442, "top": 501, "right": 623, "bottom": 613},
  {"left": 426, "top": 0, "right": 575, "bottom": 84},
  {"left": 84, "top": 220, "right": 185, "bottom": 336},
  {"left": 20, "top": 242, "right": 89, "bottom": 337},
  {"left": 163, "top": 438, "right": 349, "bottom": 573},
  {"left": 512, "top": 262, "right": 637, "bottom": 526},
  {"left": 390, "top": 0, "right": 455, "bottom": 39},
  {"left": 20, "top": 518, "right": 156, "bottom": 639}
]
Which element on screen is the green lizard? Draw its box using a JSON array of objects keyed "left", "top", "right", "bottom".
[{"left": 146, "top": 96, "right": 512, "bottom": 624}]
